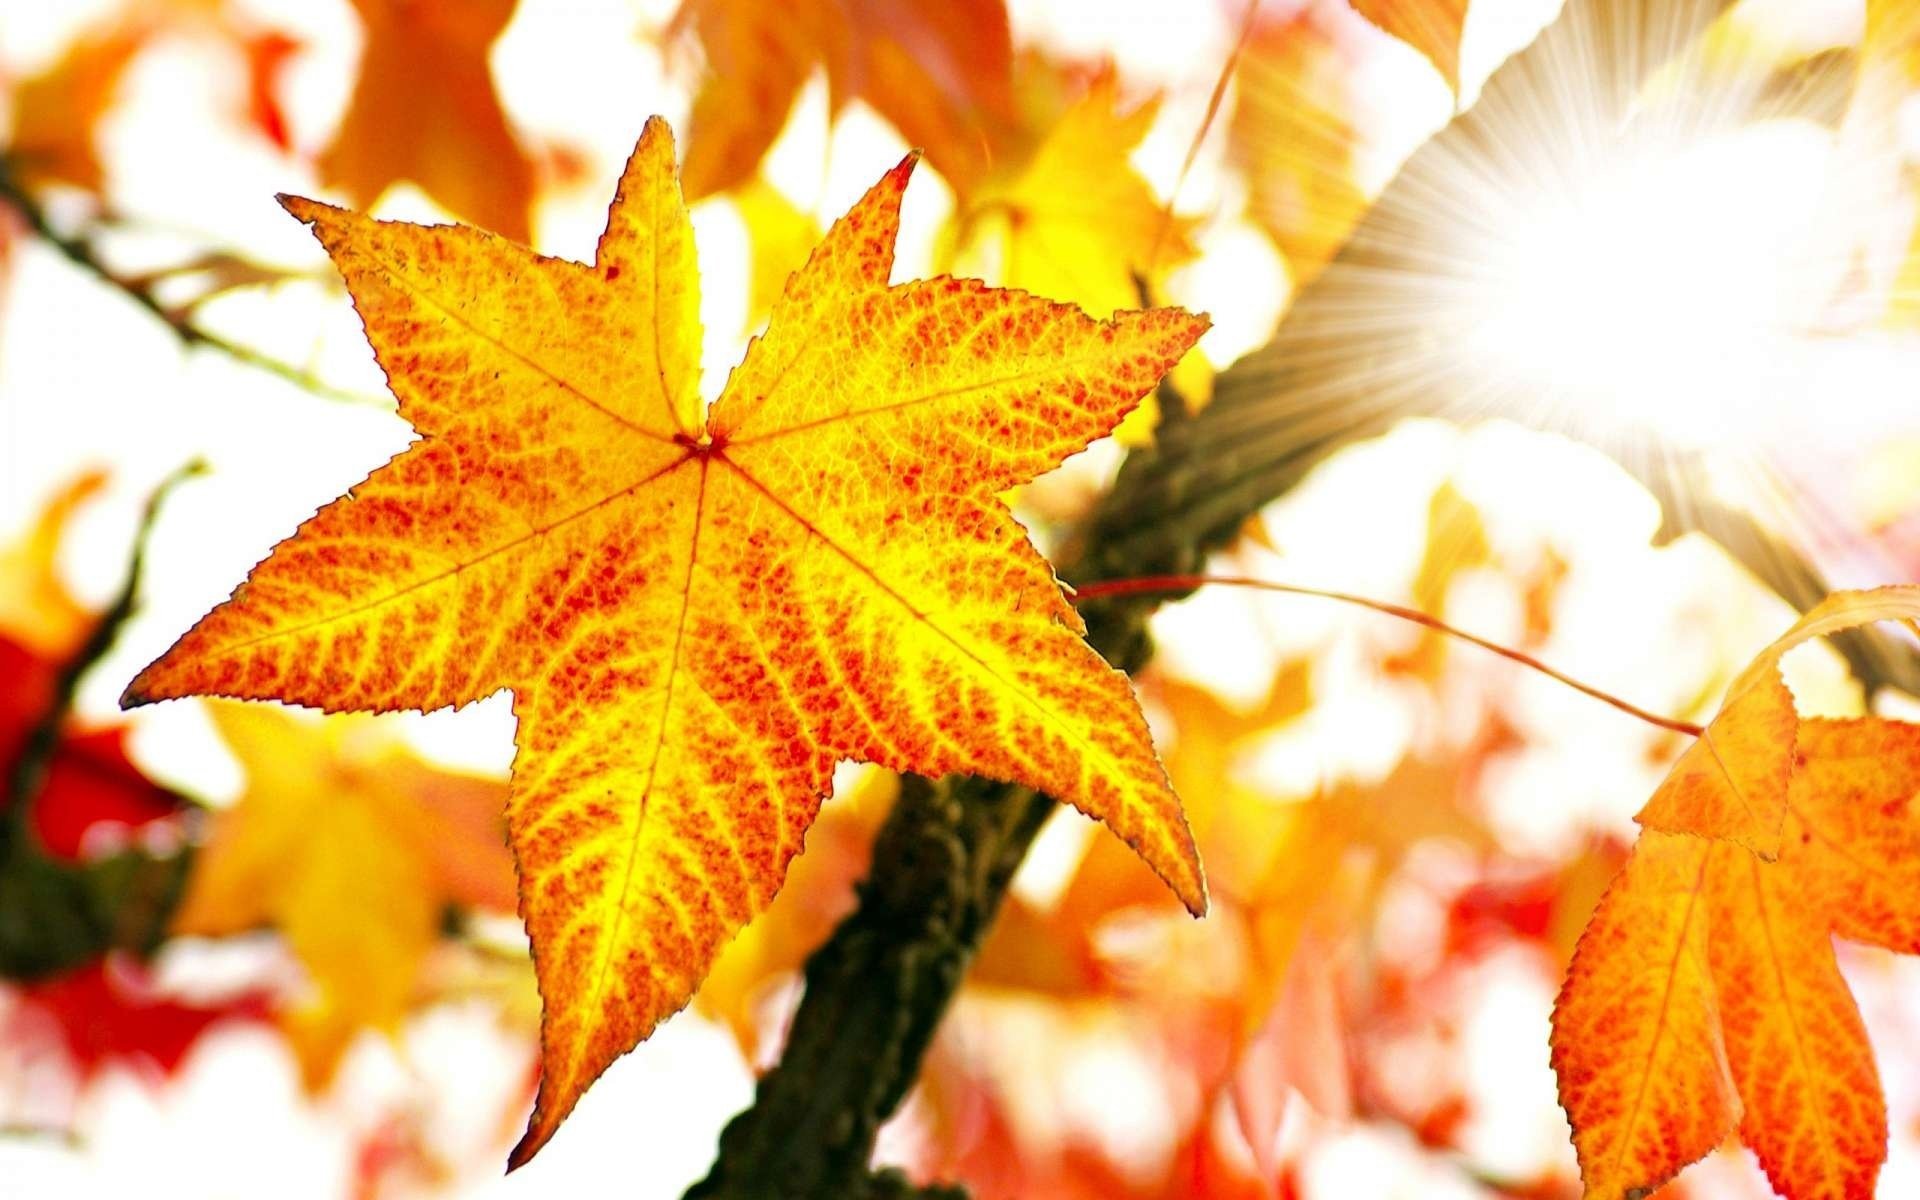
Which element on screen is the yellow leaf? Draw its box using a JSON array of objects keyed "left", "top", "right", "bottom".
[
  {"left": 173, "top": 703, "right": 516, "bottom": 1088},
  {"left": 126, "top": 116, "right": 1207, "bottom": 1165},
  {"left": 731, "top": 176, "right": 822, "bottom": 331},
  {"left": 952, "top": 71, "right": 1197, "bottom": 322},
  {"left": 0, "top": 471, "right": 107, "bottom": 658},
  {"left": 1231, "top": 14, "right": 1372, "bottom": 286}
]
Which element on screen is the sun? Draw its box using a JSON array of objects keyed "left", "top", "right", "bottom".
[{"left": 1458, "top": 118, "right": 1840, "bottom": 450}]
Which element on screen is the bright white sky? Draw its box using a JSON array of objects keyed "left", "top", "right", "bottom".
[{"left": 5, "top": 0, "right": 1920, "bottom": 1197}]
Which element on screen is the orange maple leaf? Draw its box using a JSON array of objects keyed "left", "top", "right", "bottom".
[
  {"left": 1553, "top": 587, "right": 1920, "bottom": 1199},
  {"left": 322, "top": 0, "right": 535, "bottom": 241},
  {"left": 124, "top": 116, "right": 1207, "bottom": 1165}
]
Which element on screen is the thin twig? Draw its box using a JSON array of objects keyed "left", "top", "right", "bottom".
[
  {"left": 1146, "top": 0, "right": 1262, "bottom": 272},
  {"left": 1071, "top": 573, "right": 1705, "bottom": 737},
  {"left": 0, "top": 165, "right": 384, "bottom": 408}
]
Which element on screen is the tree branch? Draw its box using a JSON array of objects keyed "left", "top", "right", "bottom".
[{"left": 687, "top": 1, "right": 1769, "bottom": 1195}]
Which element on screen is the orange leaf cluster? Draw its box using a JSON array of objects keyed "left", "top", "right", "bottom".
[{"left": 1554, "top": 587, "right": 1920, "bottom": 1199}]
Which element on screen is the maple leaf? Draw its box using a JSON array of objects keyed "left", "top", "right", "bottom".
[
  {"left": 0, "top": 470, "right": 108, "bottom": 658},
  {"left": 671, "top": 0, "right": 1016, "bottom": 199},
  {"left": 171, "top": 703, "right": 515, "bottom": 1088},
  {"left": 322, "top": 0, "right": 535, "bottom": 241},
  {"left": 1350, "top": 0, "right": 1470, "bottom": 94},
  {"left": 1553, "top": 586, "right": 1920, "bottom": 1200},
  {"left": 950, "top": 70, "right": 1198, "bottom": 321},
  {"left": 125, "top": 116, "right": 1208, "bottom": 1164},
  {"left": 1380, "top": 480, "right": 1492, "bottom": 680}
]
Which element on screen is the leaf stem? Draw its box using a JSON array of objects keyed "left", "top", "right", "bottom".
[
  {"left": 1146, "top": 0, "right": 1261, "bottom": 273},
  {"left": 1070, "top": 573, "right": 1704, "bottom": 737}
]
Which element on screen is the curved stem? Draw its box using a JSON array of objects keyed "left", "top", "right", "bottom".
[{"left": 1071, "top": 573, "right": 1704, "bottom": 737}]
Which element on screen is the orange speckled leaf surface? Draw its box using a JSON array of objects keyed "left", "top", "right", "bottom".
[
  {"left": 123, "top": 116, "right": 1208, "bottom": 1166},
  {"left": 1549, "top": 831, "right": 1738, "bottom": 1200},
  {"left": 1636, "top": 586, "right": 1920, "bottom": 853},
  {"left": 1553, "top": 715, "right": 1920, "bottom": 1199},
  {"left": 1635, "top": 669, "right": 1797, "bottom": 857}
]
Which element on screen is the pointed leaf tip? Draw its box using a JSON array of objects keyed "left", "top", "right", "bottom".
[
  {"left": 886, "top": 149, "right": 921, "bottom": 189},
  {"left": 276, "top": 193, "right": 337, "bottom": 226}
]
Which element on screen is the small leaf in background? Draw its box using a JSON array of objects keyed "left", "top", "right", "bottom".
[
  {"left": 3, "top": 956, "right": 268, "bottom": 1085},
  {"left": 951, "top": 69, "right": 1198, "bottom": 320},
  {"left": 1349, "top": 0, "right": 1469, "bottom": 94},
  {"left": 0, "top": 470, "right": 108, "bottom": 659},
  {"left": 126, "top": 115, "right": 1208, "bottom": 1164},
  {"left": 240, "top": 29, "right": 302, "bottom": 154},
  {"left": 1231, "top": 11, "right": 1372, "bottom": 287},
  {"left": 171, "top": 704, "right": 515, "bottom": 1088},
  {"left": 730, "top": 176, "right": 822, "bottom": 332},
  {"left": 322, "top": 0, "right": 535, "bottom": 241},
  {"left": 671, "top": 0, "right": 1015, "bottom": 199},
  {"left": 1381, "top": 479, "right": 1492, "bottom": 681},
  {"left": 2, "top": 27, "right": 148, "bottom": 193}
]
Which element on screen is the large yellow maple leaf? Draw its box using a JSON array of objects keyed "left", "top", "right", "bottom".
[
  {"left": 125, "top": 116, "right": 1207, "bottom": 1164},
  {"left": 1552, "top": 587, "right": 1920, "bottom": 1199},
  {"left": 173, "top": 703, "right": 517, "bottom": 1088}
]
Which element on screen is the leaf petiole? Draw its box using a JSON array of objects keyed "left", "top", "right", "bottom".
[{"left": 1071, "top": 572, "right": 1706, "bottom": 737}]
